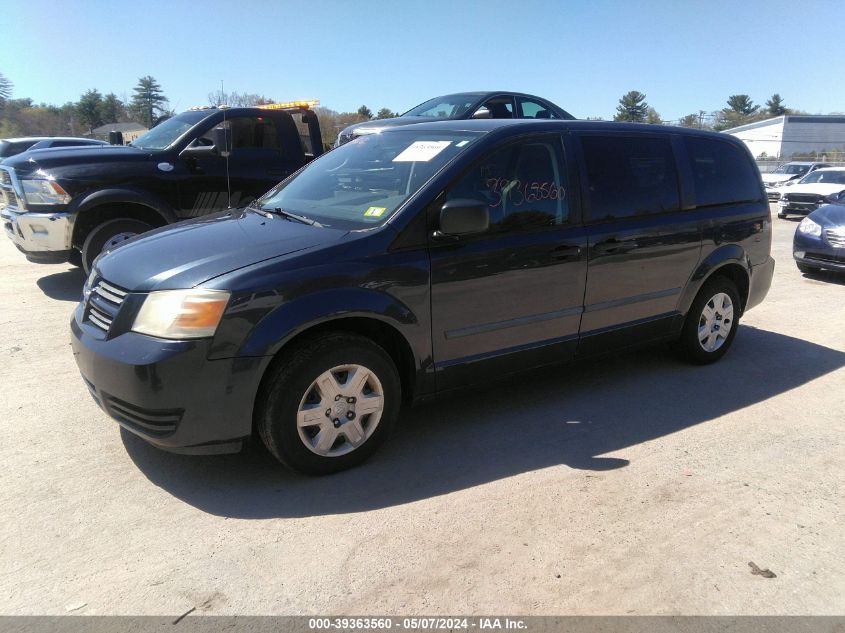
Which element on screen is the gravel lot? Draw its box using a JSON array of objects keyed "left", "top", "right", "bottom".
[{"left": 1, "top": 208, "right": 843, "bottom": 616}]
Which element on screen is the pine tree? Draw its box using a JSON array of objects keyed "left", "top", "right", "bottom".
[
  {"left": 0, "top": 72, "right": 12, "bottom": 109},
  {"left": 726, "top": 95, "right": 759, "bottom": 116},
  {"left": 613, "top": 91, "right": 649, "bottom": 123},
  {"left": 99, "top": 93, "right": 125, "bottom": 124},
  {"left": 765, "top": 94, "right": 787, "bottom": 116},
  {"left": 357, "top": 105, "right": 373, "bottom": 120},
  {"left": 76, "top": 89, "right": 104, "bottom": 132},
  {"left": 130, "top": 76, "right": 168, "bottom": 128}
]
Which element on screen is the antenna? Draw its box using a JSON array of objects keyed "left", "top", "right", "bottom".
[{"left": 220, "top": 79, "right": 231, "bottom": 209}]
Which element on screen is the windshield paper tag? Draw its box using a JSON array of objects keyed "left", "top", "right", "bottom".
[
  {"left": 393, "top": 141, "right": 451, "bottom": 162},
  {"left": 364, "top": 206, "right": 387, "bottom": 218}
]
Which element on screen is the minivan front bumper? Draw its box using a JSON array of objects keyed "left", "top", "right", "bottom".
[{"left": 70, "top": 313, "right": 270, "bottom": 454}]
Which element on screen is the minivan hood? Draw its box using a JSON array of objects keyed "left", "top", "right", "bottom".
[{"left": 95, "top": 209, "right": 346, "bottom": 292}]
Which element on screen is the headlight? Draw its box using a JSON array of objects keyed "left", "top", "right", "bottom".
[
  {"left": 21, "top": 178, "right": 71, "bottom": 205},
  {"left": 797, "top": 217, "right": 822, "bottom": 237},
  {"left": 131, "top": 288, "right": 231, "bottom": 339}
]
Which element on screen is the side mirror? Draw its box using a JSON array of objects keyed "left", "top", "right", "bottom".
[
  {"left": 211, "top": 125, "right": 231, "bottom": 157},
  {"left": 438, "top": 199, "right": 489, "bottom": 236},
  {"left": 471, "top": 107, "right": 491, "bottom": 120}
]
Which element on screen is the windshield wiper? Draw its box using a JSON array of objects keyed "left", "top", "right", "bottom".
[{"left": 266, "top": 207, "right": 322, "bottom": 227}]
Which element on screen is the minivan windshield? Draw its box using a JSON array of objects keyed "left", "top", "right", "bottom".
[
  {"left": 256, "top": 130, "right": 481, "bottom": 229},
  {"left": 130, "top": 111, "right": 212, "bottom": 150},
  {"left": 798, "top": 170, "right": 845, "bottom": 185}
]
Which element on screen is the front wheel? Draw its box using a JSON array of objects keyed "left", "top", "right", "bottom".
[
  {"left": 257, "top": 333, "right": 401, "bottom": 475},
  {"left": 676, "top": 277, "right": 741, "bottom": 364},
  {"left": 81, "top": 218, "right": 152, "bottom": 273}
]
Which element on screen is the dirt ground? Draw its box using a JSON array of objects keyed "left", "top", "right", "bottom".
[{"left": 1, "top": 208, "right": 842, "bottom": 615}]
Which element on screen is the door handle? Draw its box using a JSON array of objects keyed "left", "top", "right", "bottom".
[
  {"left": 594, "top": 238, "right": 636, "bottom": 254},
  {"left": 550, "top": 245, "right": 582, "bottom": 260}
]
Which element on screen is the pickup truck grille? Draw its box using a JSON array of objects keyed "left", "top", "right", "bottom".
[
  {"left": 84, "top": 278, "right": 129, "bottom": 334},
  {"left": 0, "top": 167, "right": 18, "bottom": 209},
  {"left": 825, "top": 229, "right": 845, "bottom": 248}
]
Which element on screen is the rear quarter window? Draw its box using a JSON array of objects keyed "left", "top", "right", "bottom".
[{"left": 685, "top": 137, "right": 761, "bottom": 207}]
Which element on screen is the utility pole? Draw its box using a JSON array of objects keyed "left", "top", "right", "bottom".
[{"left": 698, "top": 110, "right": 706, "bottom": 129}]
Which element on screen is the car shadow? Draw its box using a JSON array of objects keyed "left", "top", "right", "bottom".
[
  {"left": 36, "top": 268, "right": 85, "bottom": 302},
  {"left": 801, "top": 269, "right": 845, "bottom": 286},
  {"left": 122, "top": 326, "right": 845, "bottom": 518}
]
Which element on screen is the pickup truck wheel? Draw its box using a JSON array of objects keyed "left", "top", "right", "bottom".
[
  {"left": 677, "top": 277, "right": 740, "bottom": 365},
  {"left": 257, "top": 333, "right": 401, "bottom": 475},
  {"left": 81, "top": 218, "right": 152, "bottom": 273}
]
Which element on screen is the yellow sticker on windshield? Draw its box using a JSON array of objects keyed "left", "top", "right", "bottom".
[{"left": 364, "top": 206, "right": 387, "bottom": 218}]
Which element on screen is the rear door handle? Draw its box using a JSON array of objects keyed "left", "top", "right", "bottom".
[
  {"left": 595, "top": 238, "right": 636, "bottom": 254},
  {"left": 550, "top": 245, "right": 582, "bottom": 261}
]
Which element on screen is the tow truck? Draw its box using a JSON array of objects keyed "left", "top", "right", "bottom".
[{"left": 1, "top": 100, "right": 324, "bottom": 271}]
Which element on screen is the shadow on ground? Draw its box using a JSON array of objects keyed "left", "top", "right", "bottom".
[
  {"left": 36, "top": 268, "right": 86, "bottom": 302},
  {"left": 122, "top": 325, "right": 845, "bottom": 518},
  {"left": 801, "top": 269, "right": 845, "bottom": 286}
]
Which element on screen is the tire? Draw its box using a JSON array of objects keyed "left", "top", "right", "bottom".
[
  {"left": 81, "top": 218, "right": 152, "bottom": 274},
  {"left": 676, "top": 277, "right": 741, "bottom": 365},
  {"left": 67, "top": 250, "right": 83, "bottom": 268},
  {"left": 257, "top": 332, "right": 401, "bottom": 475},
  {"left": 796, "top": 263, "right": 816, "bottom": 274}
]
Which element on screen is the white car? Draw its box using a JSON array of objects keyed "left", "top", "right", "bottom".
[
  {"left": 777, "top": 168, "right": 845, "bottom": 218},
  {"left": 763, "top": 161, "right": 831, "bottom": 201}
]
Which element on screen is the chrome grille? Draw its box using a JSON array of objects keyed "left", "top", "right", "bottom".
[
  {"left": 84, "top": 278, "right": 128, "bottom": 334},
  {"left": 825, "top": 229, "right": 845, "bottom": 248},
  {"left": 0, "top": 167, "right": 16, "bottom": 209}
]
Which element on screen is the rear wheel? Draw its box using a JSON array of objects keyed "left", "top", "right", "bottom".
[
  {"left": 81, "top": 218, "right": 152, "bottom": 273},
  {"left": 677, "top": 277, "right": 741, "bottom": 364},
  {"left": 257, "top": 332, "right": 401, "bottom": 475}
]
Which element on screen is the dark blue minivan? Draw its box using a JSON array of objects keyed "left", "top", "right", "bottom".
[{"left": 71, "top": 120, "right": 774, "bottom": 474}]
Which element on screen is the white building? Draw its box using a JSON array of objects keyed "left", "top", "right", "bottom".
[{"left": 723, "top": 115, "right": 845, "bottom": 161}]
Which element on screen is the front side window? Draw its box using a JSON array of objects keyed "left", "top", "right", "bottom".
[
  {"left": 444, "top": 136, "right": 569, "bottom": 233},
  {"left": 472, "top": 97, "right": 514, "bottom": 120},
  {"left": 257, "top": 130, "right": 481, "bottom": 229},
  {"left": 685, "top": 137, "right": 762, "bottom": 206},
  {"left": 196, "top": 116, "right": 283, "bottom": 151},
  {"left": 581, "top": 135, "right": 680, "bottom": 220}
]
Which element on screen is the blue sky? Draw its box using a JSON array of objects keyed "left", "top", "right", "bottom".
[{"left": 2, "top": 0, "right": 843, "bottom": 121}]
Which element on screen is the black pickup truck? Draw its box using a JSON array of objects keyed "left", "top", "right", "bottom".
[{"left": 1, "top": 102, "right": 324, "bottom": 271}]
